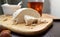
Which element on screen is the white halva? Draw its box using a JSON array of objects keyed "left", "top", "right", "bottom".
[{"left": 13, "top": 8, "right": 40, "bottom": 23}]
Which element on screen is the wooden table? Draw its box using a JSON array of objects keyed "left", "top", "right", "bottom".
[{"left": 11, "top": 20, "right": 60, "bottom": 37}]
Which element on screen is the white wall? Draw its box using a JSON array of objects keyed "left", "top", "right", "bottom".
[
  {"left": 43, "top": 0, "right": 60, "bottom": 18},
  {"left": 50, "top": 0, "right": 60, "bottom": 18}
]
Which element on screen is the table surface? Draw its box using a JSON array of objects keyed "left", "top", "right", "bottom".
[{"left": 11, "top": 20, "right": 60, "bottom": 37}]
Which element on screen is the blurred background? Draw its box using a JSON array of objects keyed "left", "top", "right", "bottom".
[{"left": 0, "top": 0, "right": 60, "bottom": 17}]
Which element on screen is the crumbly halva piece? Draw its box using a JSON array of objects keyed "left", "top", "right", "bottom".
[
  {"left": 24, "top": 15, "right": 47, "bottom": 26},
  {"left": 24, "top": 15, "right": 48, "bottom": 26},
  {"left": 38, "top": 18, "right": 48, "bottom": 24},
  {"left": 24, "top": 15, "right": 37, "bottom": 26}
]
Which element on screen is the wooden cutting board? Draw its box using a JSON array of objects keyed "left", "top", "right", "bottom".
[
  {"left": 42, "top": 14, "right": 60, "bottom": 19},
  {"left": 0, "top": 14, "right": 53, "bottom": 35}
]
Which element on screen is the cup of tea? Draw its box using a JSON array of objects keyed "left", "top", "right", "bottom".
[{"left": 27, "top": 0, "right": 44, "bottom": 16}]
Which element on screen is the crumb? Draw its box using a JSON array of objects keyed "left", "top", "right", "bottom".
[
  {"left": 12, "top": 20, "right": 18, "bottom": 25},
  {"left": 32, "top": 24, "right": 36, "bottom": 26},
  {"left": 29, "top": 27, "right": 33, "bottom": 29},
  {"left": 30, "top": 27, "right": 33, "bottom": 29}
]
